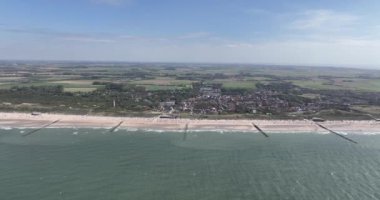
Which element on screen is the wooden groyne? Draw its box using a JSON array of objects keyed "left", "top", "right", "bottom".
[
  {"left": 315, "top": 123, "right": 358, "bottom": 144},
  {"left": 109, "top": 121, "right": 124, "bottom": 133},
  {"left": 252, "top": 123, "right": 269, "bottom": 138},
  {"left": 367, "top": 114, "right": 380, "bottom": 121},
  {"left": 183, "top": 123, "right": 189, "bottom": 141},
  {"left": 22, "top": 120, "right": 61, "bottom": 137},
  {"left": 184, "top": 123, "right": 189, "bottom": 133}
]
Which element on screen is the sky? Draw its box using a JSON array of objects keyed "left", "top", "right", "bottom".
[{"left": 0, "top": 0, "right": 380, "bottom": 67}]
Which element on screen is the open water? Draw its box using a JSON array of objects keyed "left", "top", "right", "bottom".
[{"left": 1, "top": 129, "right": 380, "bottom": 200}]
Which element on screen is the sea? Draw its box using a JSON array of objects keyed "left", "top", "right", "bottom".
[{"left": 1, "top": 128, "right": 380, "bottom": 200}]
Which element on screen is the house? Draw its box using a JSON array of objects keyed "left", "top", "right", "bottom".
[
  {"left": 200, "top": 87, "right": 221, "bottom": 98},
  {"left": 160, "top": 101, "right": 176, "bottom": 107}
]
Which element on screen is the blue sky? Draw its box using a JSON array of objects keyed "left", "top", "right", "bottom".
[{"left": 1, "top": 0, "right": 380, "bottom": 67}]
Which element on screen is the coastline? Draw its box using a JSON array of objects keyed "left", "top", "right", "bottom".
[{"left": 0, "top": 112, "right": 380, "bottom": 134}]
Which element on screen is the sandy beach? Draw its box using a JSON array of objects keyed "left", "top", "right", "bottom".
[{"left": 0, "top": 112, "right": 379, "bottom": 134}]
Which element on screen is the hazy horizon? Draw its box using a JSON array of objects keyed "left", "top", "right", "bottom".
[{"left": 1, "top": 59, "right": 379, "bottom": 71}]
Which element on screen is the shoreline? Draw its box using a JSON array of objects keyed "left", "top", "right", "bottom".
[{"left": 0, "top": 112, "right": 380, "bottom": 134}]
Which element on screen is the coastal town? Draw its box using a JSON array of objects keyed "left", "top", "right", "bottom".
[
  {"left": 0, "top": 62, "right": 380, "bottom": 120},
  {"left": 156, "top": 81, "right": 380, "bottom": 120}
]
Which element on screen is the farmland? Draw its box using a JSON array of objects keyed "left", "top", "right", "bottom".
[{"left": 0, "top": 61, "right": 379, "bottom": 119}]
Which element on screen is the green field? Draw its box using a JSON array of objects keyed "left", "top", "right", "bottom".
[
  {"left": 292, "top": 78, "right": 380, "bottom": 92},
  {"left": 208, "top": 80, "right": 257, "bottom": 89},
  {"left": 0, "top": 79, "right": 103, "bottom": 92},
  {"left": 130, "top": 78, "right": 194, "bottom": 91},
  {"left": 0, "top": 62, "right": 379, "bottom": 119},
  {"left": 1, "top": 63, "right": 380, "bottom": 93}
]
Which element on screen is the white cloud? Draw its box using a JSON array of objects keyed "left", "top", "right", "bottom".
[
  {"left": 3, "top": 34, "right": 380, "bottom": 68},
  {"left": 118, "top": 35, "right": 170, "bottom": 43},
  {"left": 118, "top": 32, "right": 218, "bottom": 43},
  {"left": 291, "top": 10, "right": 359, "bottom": 32},
  {"left": 225, "top": 43, "right": 254, "bottom": 48},
  {"left": 61, "top": 36, "right": 115, "bottom": 43},
  {"left": 2, "top": 11, "right": 380, "bottom": 68}
]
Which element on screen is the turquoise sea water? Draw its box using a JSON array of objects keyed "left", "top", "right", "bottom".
[{"left": 1, "top": 129, "right": 380, "bottom": 200}]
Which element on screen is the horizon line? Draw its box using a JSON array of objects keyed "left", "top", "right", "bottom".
[{"left": 0, "top": 59, "right": 379, "bottom": 70}]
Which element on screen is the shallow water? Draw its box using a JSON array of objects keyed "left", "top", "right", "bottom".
[{"left": 1, "top": 129, "right": 380, "bottom": 200}]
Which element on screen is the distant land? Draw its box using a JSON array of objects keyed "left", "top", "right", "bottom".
[{"left": 0, "top": 60, "right": 379, "bottom": 120}]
